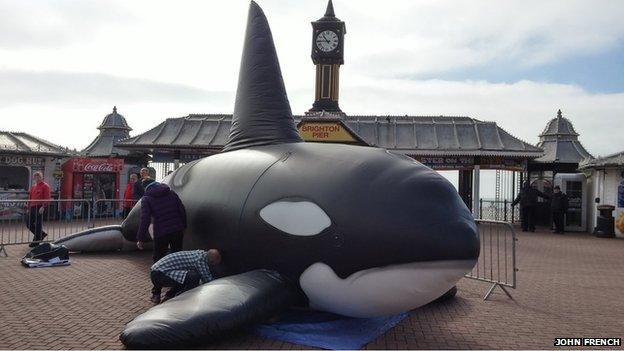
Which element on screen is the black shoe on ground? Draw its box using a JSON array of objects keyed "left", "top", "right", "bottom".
[
  {"left": 28, "top": 242, "right": 38, "bottom": 248},
  {"left": 150, "top": 293, "right": 161, "bottom": 304}
]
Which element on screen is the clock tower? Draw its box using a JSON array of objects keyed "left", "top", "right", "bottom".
[{"left": 308, "top": 0, "right": 346, "bottom": 114}]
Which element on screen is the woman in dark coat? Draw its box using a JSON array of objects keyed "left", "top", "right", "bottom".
[{"left": 136, "top": 179, "right": 187, "bottom": 303}]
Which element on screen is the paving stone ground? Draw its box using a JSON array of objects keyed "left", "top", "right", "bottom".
[{"left": 1, "top": 227, "right": 623, "bottom": 349}]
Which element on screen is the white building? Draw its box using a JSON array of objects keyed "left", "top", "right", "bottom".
[{"left": 580, "top": 152, "right": 624, "bottom": 237}]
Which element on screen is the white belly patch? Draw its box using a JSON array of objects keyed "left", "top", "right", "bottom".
[{"left": 299, "top": 260, "right": 476, "bottom": 318}]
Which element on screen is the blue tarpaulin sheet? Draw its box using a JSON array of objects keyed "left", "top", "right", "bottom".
[{"left": 252, "top": 309, "right": 408, "bottom": 350}]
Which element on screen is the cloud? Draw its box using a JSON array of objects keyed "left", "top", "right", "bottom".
[
  {"left": 2, "top": 1, "right": 622, "bottom": 94},
  {"left": 0, "top": 69, "right": 229, "bottom": 106},
  {"left": 344, "top": 0, "right": 624, "bottom": 77},
  {"left": 0, "top": 0, "right": 622, "bottom": 163},
  {"left": 0, "top": 0, "right": 133, "bottom": 48}
]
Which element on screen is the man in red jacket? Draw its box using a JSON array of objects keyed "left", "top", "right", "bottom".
[
  {"left": 27, "top": 171, "right": 51, "bottom": 247},
  {"left": 122, "top": 173, "right": 138, "bottom": 218}
]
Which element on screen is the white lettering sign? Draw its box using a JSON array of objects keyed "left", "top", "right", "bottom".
[{"left": 83, "top": 163, "right": 114, "bottom": 172}]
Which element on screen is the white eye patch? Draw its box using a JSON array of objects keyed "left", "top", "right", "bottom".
[{"left": 259, "top": 200, "right": 331, "bottom": 236}]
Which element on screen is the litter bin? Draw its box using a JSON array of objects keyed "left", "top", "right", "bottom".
[{"left": 594, "top": 204, "right": 615, "bottom": 238}]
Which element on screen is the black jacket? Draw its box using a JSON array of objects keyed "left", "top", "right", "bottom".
[
  {"left": 550, "top": 192, "right": 568, "bottom": 212},
  {"left": 512, "top": 186, "right": 548, "bottom": 208},
  {"left": 137, "top": 183, "right": 186, "bottom": 242},
  {"left": 133, "top": 180, "right": 145, "bottom": 200}
]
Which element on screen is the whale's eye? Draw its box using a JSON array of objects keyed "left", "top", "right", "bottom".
[{"left": 259, "top": 200, "right": 331, "bottom": 236}]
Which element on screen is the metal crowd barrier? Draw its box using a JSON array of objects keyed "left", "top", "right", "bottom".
[
  {"left": 464, "top": 219, "right": 518, "bottom": 300},
  {"left": 479, "top": 199, "right": 519, "bottom": 223},
  {"left": 0, "top": 199, "right": 136, "bottom": 256},
  {"left": 91, "top": 199, "right": 138, "bottom": 228}
]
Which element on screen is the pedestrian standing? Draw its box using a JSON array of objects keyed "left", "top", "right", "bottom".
[
  {"left": 27, "top": 171, "right": 51, "bottom": 247},
  {"left": 136, "top": 179, "right": 187, "bottom": 303},
  {"left": 133, "top": 168, "right": 150, "bottom": 201},
  {"left": 122, "top": 173, "right": 138, "bottom": 218},
  {"left": 512, "top": 181, "right": 549, "bottom": 232},
  {"left": 550, "top": 186, "right": 568, "bottom": 234}
]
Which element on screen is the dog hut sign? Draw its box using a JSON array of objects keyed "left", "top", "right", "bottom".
[{"left": 0, "top": 155, "right": 45, "bottom": 167}]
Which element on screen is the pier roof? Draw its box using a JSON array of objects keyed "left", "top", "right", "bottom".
[
  {"left": 533, "top": 110, "right": 592, "bottom": 164},
  {"left": 0, "top": 131, "right": 71, "bottom": 156},
  {"left": 116, "top": 114, "right": 543, "bottom": 158},
  {"left": 579, "top": 151, "right": 624, "bottom": 169},
  {"left": 82, "top": 106, "right": 134, "bottom": 157}
]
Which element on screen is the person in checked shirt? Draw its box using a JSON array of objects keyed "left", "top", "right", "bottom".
[{"left": 150, "top": 249, "right": 222, "bottom": 304}]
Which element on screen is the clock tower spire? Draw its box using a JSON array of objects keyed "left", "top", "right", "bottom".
[
  {"left": 324, "top": 0, "right": 335, "bottom": 17},
  {"left": 308, "top": 0, "right": 346, "bottom": 114}
]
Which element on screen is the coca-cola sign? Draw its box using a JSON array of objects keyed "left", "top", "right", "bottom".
[
  {"left": 83, "top": 163, "right": 114, "bottom": 172},
  {"left": 67, "top": 157, "right": 124, "bottom": 173}
]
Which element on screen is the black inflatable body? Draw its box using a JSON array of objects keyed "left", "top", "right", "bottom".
[
  {"left": 127, "top": 143, "right": 479, "bottom": 282},
  {"left": 117, "top": 1, "right": 479, "bottom": 347}
]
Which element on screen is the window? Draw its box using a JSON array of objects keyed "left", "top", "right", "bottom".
[{"left": 0, "top": 166, "right": 29, "bottom": 191}]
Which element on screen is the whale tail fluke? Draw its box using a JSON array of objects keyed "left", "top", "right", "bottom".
[{"left": 223, "top": 1, "right": 303, "bottom": 152}]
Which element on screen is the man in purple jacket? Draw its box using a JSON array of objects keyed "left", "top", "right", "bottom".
[{"left": 136, "top": 179, "right": 187, "bottom": 303}]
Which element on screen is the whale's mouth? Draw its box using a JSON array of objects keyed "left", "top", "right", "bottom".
[{"left": 299, "top": 260, "right": 476, "bottom": 318}]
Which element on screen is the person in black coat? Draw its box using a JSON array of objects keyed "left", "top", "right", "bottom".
[
  {"left": 550, "top": 186, "right": 568, "bottom": 234},
  {"left": 512, "top": 181, "right": 549, "bottom": 232},
  {"left": 132, "top": 168, "right": 150, "bottom": 201},
  {"left": 136, "top": 179, "right": 188, "bottom": 303}
]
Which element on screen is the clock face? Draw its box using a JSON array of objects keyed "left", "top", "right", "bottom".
[{"left": 316, "top": 30, "right": 339, "bottom": 52}]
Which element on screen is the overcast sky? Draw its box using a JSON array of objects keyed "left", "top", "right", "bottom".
[{"left": 1, "top": 0, "right": 623, "bottom": 158}]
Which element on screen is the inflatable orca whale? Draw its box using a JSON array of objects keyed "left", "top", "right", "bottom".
[{"left": 72, "top": 1, "right": 480, "bottom": 347}]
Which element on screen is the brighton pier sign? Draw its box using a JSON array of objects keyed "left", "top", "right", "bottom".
[{"left": 297, "top": 120, "right": 362, "bottom": 144}]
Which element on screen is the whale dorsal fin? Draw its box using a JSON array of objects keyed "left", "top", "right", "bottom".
[{"left": 223, "top": 1, "right": 303, "bottom": 152}]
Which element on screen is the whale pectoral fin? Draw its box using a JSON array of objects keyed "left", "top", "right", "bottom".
[
  {"left": 120, "top": 269, "right": 298, "bottom": 349},
  {"left": 53, "top": 225, "right": 122, "bottom": 252},
  {"left": 53, "top": 225, "right": 151, "bottom": 253}
]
